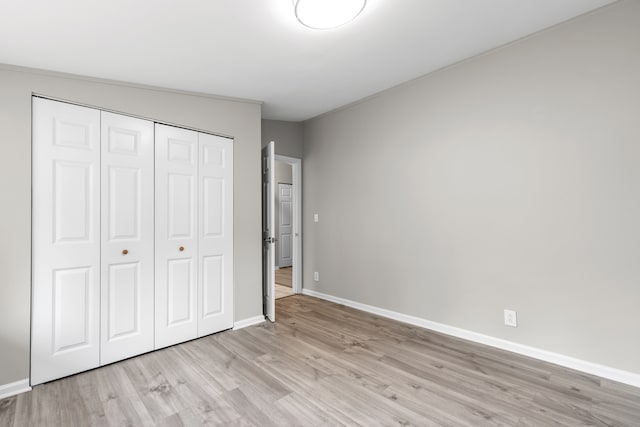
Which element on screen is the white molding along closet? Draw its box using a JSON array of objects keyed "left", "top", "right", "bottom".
[{"left": 31, "top": 97, "right": 234, "bottom": 385}]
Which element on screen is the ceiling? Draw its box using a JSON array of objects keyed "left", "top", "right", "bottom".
[{"left": 0, "top": 0, "right": 615, "bottom": 121}]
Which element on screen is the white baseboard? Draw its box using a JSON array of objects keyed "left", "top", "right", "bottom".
[
  {"left": 302, "top": 288, "right": 640, "bottom": 388},
  {"left": 0, "top": 378, "right": 31, "bottom": 400},
  {"left": 233, "top": 315, "right": 266, "bottom": 330}
]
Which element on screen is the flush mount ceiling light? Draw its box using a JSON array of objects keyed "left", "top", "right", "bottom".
[{"left": 294, "top": 0, "right": 367, "bottom": 30}]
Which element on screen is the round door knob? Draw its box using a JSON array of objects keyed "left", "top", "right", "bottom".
[
  {"left": 179, "top": 246, "right": 185, "bottom": 252},
  {"left": 122, "top": 249, "right": 128, "bottom": 255}
]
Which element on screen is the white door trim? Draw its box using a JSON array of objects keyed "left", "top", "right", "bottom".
[{"left": 274, "top": 155, "right": 302, "bottom": 295}]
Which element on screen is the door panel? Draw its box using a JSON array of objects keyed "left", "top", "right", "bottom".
[
  {"left": 53, "top": 119, "right": 93, "bottom": 149},
  {"left": 278, "top": 183, "right": 293, "bottom": 268},
  {"left": 168, "top": 173, "right": 195, "bottom": 238},
  {"left": 107, "top": 262, "right": 140, "bottom": 340},
  {"left": 32, "top": 98, "right": 101, "bottom": 385},
  {"left": 202, "top": 255, "right": 223, "bottom": 317},
  {"left": 100, "top": 112, "right": 154, "bottom": 365},
  {"left": 203, "top": 177, "right": 223, "bottom": 237},
  {"left": 53, "top": 161, "right": 92, "bottom": 242},
  {"left": 52, "top": 267, "right": 92, "bottom": 353},
  {"left": 168, "top": 139, "right": 194, "bottom": 162},
  {"left": 108, "top": 166, "right": 140, "bottom": 240},
  {"left": 156, "top": 124, "right": 199, "bottom": 348},
  {"left": 198, "top": 133, "right": 233, "bottom": 336},
  {"left": 167, "top": 258, "right": 194, "bottom": 325},
  {"left": 107, "top": 127, "right": 139, "bottom": 154}
]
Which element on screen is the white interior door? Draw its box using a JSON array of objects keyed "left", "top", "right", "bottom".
[
  {"left": 197, "top": 133, "right": 234, "bottom": 336},
  {"left": 31, "top": 98, "right": 101, "bottom": 385},
  {"left": 155, "top": 124, "right": 198, "bottom": 348},
  {"left": 262, "top": 142, "right": 275, "bottom": 322},
  {"left": 100, "top": 112, "right": 154, "bottom": 365},
  {"left": 277, "top": 183, "right": 293, "bottom": 268}
]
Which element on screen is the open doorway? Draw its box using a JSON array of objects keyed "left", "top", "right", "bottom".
[
  {"left": 274, "top": 165, "right": 293, "bottom": 299},
  {"left": 274, "top": 155, "right": 302, "bottom": 299}
]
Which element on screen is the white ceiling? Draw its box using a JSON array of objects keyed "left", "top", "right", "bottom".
[{"left": 0, "top": 0, "right": 615, "bottom": 121}]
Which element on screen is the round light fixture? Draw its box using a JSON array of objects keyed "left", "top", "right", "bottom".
[{"left": 294, "top": 0, "right": 367, "bottom": 30}]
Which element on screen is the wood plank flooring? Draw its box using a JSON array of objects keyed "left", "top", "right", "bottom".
[
  {"left": 2, "top": 295, "right": 639, "bottom": 426},
  {"left": 276, "top": 284, "right": 295, "bottom": 299},
  {"left": 276, "top": 267, "right": 294, "bottom": 299},
  {"left": 276, "top": 267, "right": 293, "bottom": 288}
]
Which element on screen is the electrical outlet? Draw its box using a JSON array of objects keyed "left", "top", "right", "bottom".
[
  {"left": 313, "top": 271, "right": 319, "bottom": 281},
  {"left": 504, "top": 309, "right": 517, "bottom": 327},
  {"left": 314, "top": 213, "right": 319, "bottom": 223}
]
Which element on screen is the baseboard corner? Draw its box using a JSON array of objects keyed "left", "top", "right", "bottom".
[
  {"left": 0, "top": 378, "right": 31, "bottom": 400},
  {"left": 233, "top": 315, "right": 266, "bottom": 330}
]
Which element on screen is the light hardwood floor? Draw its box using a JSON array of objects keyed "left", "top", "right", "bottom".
[
  {"left": 275, "top": 284, "right": 295, "bottom": 300},
  {"left": 276, "top": 267, "right": 293, "bottom": 288},
  {"left": 1, "top": 295, "right": 639, "bottom": 426},
  {"left": 276, "top": 267, "right": 294, "bottom": 299}
]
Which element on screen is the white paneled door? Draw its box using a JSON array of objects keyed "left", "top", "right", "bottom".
[
  {"left": 155, "top": 124, "right": 199, "bottom": 348},
  {"left": 100, "top": 112, "right": 154, "bottom": 365},
  {"left": 198, "top": 133, "right": 234, "bottom": 336},
  {"left": 278, "top": 183, "right": 293, "bottom": 268},
  {"left": 262, "top": 141, "right": 275, "bottom": 322},
  {"left": 31, "top": 98, "right": 101, "bottom": 385}
]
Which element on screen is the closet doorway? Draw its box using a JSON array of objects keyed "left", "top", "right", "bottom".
[{"left": 31, "top": 96, "right": 234, "bottom": 385}]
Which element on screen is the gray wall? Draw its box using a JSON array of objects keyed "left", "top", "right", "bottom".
[
  {"left": 262, "top": 119, "right": 303, "bottom": 158},
  {"left": 0, "top": 65, "right": 263, "bottom": 386},
  {"left": 274, "top": 161, "right": 293, "bottom": 267},
  {"left": 302, "top": 1, "right": 640, "bottom": 374}
]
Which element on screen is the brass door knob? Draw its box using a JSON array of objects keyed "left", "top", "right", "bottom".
[
  {"left": 179, "top": 246, "right": 185, "bottom": 252},
  {"left": 122, "top": 249, "right": 128, "bottom": 255}
]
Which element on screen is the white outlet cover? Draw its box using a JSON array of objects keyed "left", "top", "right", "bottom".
[
  {"left": 504, "top": 309, "right": 518, "bottom": 327},
  {"left": 313, "top": 272, "right": 319, "bottom": 281},
  {"left": 314, "top": 213, "right": 319, "bottom": 223}
]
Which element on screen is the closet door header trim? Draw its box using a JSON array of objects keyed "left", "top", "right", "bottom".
[{"left": 31, "top": 94, "right": 234, "bottom": 140}]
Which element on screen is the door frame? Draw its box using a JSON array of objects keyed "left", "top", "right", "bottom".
[{"left": 274, "top": 155, "right": 302, "bottom": 294}]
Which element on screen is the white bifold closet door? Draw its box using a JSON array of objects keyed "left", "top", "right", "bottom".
[
  {"left": 32, "top": 99, "right": 155, "bottom": 384},
  {"left": 197, "top": 132, "right": 234, "bottom": 336},
  {"left": 155, "top": 124, "right": 233, "bottom": 349},
  {"left": 32, "top": 98, "right": 233, "bottom": 385},
  {"left": 31, "top": 98, "right": 102, "bottom": 385},
  {"left": 100, "top": 112, "right": 154, "bottom": 365},
  {"left": 155, "top": 125, "right": 198, "bottom": 348}
]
